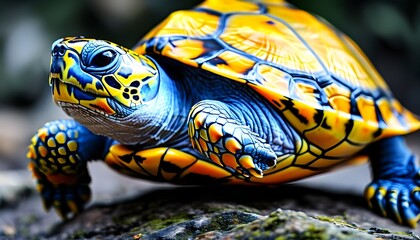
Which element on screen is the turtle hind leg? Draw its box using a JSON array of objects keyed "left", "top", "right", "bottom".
[
  {"left": 27, "top": 119, "right": 111, "bottom": 219},
  {"left": 187, "top": 100, "right": 277, "bottom": 178},
  {"left": 365, "top": 136, "right": 420, "bottom": 227}
]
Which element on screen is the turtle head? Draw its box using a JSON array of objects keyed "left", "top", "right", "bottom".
[{"left": 49, "top": 37, "right": 160, "bottom": 121}]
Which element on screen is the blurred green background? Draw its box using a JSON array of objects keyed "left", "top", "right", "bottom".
[{"left": 0, "top": 0, "right": 419, "bottom": 169}]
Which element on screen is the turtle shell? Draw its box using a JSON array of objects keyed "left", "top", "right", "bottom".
[{"left": 134, "top": 0, "right": 420, "bottom": 163}]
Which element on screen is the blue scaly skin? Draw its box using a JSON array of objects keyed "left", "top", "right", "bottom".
[
  {"left": 27, "top": 37, "right": 420, "bottom": 227},
  {"left": 364, "top": 136, "right": 420, "bottom": 227},
  {"left": 28, "top": 37, "right": 295, "bottom": 218}
]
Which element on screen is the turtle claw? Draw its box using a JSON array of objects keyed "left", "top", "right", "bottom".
[
  {"left": 53, "top": 201, "right": 67, "bottom": 220},
  {"left": 237, "top": 153, "right": 276, "bottom": 179},
  {"left": 237, "top": 152, "right": 275, "bottom": 179},
  {"left": 234, "top": 140, "right": 276, "bottom": 179},
  {"left": 413, "top": 188, "right": 420, "bottom": 205},
  {"left": 239, "top": 167, "right": 263, "bottom": 178},
  {"left": 37, "top": 178, "right": 91, "bottom": 220},
  {"left": 365, "top": 184, "right": 384, "bottom": 216},
  {"left": 248, "top": 168, "right": 263, "bottom": 178},
  {"left": 365, "top": 179, "right": 420, "bottom": 228},
  {"left": 28, "top": 162, "right": 91, "bottom": 219}
]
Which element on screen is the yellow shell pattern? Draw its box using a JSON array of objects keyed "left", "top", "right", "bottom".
[{"left": 132, "top": 0, "right": 420, "bottom": 183}]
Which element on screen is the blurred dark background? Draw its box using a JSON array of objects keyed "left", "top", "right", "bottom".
[{"left": 0, "top": 0, "right": 419, "bottom": 169}]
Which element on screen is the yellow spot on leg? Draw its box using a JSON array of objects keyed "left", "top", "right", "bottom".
[
  {"left": 47, "top": 138, "right": 56, "bottom": 148},
  {"left": 194, "top": 139, "right": 203, "bottom": 154},
  {"left": 69, "top": 155, "right": 78, "bottom": 164},
  {"left": 67, "top": 140, "right": 78, "bottom": 152},
  {"left": 55, "top": 132, "right": 66, "bottom": 144},
  {"left": 239, "top": 155, "right": 255, "bottom": 169},
  {"left": 194, "top": 112, "right": 206, "bottom": 129},
  {"left": 225, "top": 137, "right": 242, "bottom": 153},
  {"left": 31, "top": 136, "right": 37, "bottom": 145},
  {"left": 209, "top": 124, "right": 223, "bottom": 143},
  {"left": 58, "top": 123, "right": 67, "bottom": 131},
  {"left": 49, "top": 126, "right": 58, "bottom": 134},
  {"left": 199, "top": 129, "right": 209, "bottom": 141},
  {"left": 221, "top": 153, "right": 238, "bottom": 168},
  {"left": 39, "top": 159, "right": 47, "bottom": 166},
  {"left": 27, "top": 145, "right": 36, "bottom": 159},
  {"left": 58, "top": 147, "right": 67, "bottom": 156},
  {"left": 209, "top": 152, "right": 222, "bottom": 166},
  {"left": 378, "top": 187, "right": 387, "bottom": 197},
  {"left": 38, "top": 146, "right": 48, "bottom": 157},
  {"left": 213, "top": 146, "right": 219, "bottom": 153},
  {"left": 199, "top": 138, "right": 208, "bottom": 152},
  {"left": 37, "top": 128, "right": 48, "bottom": 142},
  {"left": 58, "top": 158, "right": 67, "bottom": 164},
  {"left": 62, "top": 165, "right": 75, "bottom": 173}
]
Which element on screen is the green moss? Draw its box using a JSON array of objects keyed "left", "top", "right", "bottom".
[
  {"left": 200, "top": 210, "right": 259, "bottom": 233},
  {"left": 204, "top": 203, "right": 259, "bottom": 215},
  {"left": 68, "top": 229, "right": 88, "bottom": 239},
  {"left": 227, "top": 212, "right": 283, "bottom": 239},
  {"left": 141, "top": 214, "right": 189, "bottom": 231},
  {"left": 274, "top": 236, "right": 286, "bottom": 240},
  {"left": 302, "top": 223, "right": 330, "bottom": 239},
  {"left": 222, "top": 210, "right": 380, "bottom": 240},
  {"left": 315, "top": 215, "right": 358, "bottom": 229},
  {"left": 394, "top": 231, "right": 412, "bottom": 236},
  {"left": 262, "top": 212, "right": 287, "bottom": 229}
]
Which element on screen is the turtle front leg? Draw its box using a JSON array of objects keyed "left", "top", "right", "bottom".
[
  {"left": 27, "top": 119, "right": 112, "bottom": 219},
  {"left": 365, "top": 136, "right": 420, "bottom": 227},
  {"left": 188, "top": 100, "right": 277, "bottom": 178}
]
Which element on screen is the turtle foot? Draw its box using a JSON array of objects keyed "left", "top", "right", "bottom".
[
  {"left": 29, "top": 163, "right": 91, "bottom": 219},
  {"left": 236, "top": 141, "right": 277, "bottom": 178},
  {"left": 188, "top": 100, "right": 277, "bottom": 179},
  {"left": 365, "top": 176, "right": 420, "bottom": 228}
]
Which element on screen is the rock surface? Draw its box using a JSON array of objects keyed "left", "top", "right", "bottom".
[
  {"left": 2, "top": 183, "right": 420, "bottom": 240},
  {"left": 2, "top": 156, "right": 420, "bottom": 239}
]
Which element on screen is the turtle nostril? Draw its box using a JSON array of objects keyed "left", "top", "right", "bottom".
[{"left": 52, "top": 43, "right": 66, "bottom": 57}]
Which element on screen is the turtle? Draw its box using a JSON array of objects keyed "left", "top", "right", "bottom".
[{"left": 27, "top": 0, "right": 420, "bottom": 227}]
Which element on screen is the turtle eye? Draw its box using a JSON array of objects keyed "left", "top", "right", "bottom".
[{"left": 90, "top": 50, "right": 116, "bottom": 68}]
